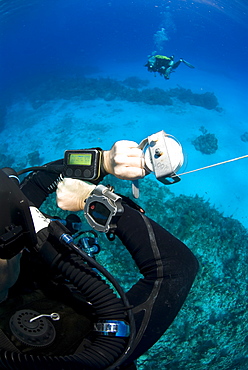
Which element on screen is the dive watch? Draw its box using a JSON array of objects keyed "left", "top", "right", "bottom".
[{"left": 84, "top": 185, "right": 124, "bottom": 233}]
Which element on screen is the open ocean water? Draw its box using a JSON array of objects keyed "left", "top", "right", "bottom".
[{"left": 0, "top": 1, "right": 248, "bottom": 369}]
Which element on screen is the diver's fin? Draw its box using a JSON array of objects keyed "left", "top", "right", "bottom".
[{"left": 181, "top": 59, "right": 195, "bottom": 68}]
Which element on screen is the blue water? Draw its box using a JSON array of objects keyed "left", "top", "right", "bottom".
[
  {"left": 0, "top": 1, "right": 248, "bottom": 369},
  {"left": 1, "top": 0, "right": 247, "bottom": 92}
]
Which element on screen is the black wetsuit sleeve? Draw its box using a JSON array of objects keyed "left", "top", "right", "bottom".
[
  {"left": 115, "top": 204, "right": 199, "bottom": 366},
  {"left": 20, "top": 159, "right": 63, "bottom": 207},
  {"left": 21, "top": 153, "right": 107, "bottom": 208}
]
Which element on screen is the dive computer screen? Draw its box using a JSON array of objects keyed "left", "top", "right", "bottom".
[
  {"left": 63, "top": 149, "right": 101, "bottom": 180},
  {"left": 68, "top": 153, "right": 92, "bottom": 166},
  {"left": 89, "top": 201, "right": 111, "bottom": 226}
]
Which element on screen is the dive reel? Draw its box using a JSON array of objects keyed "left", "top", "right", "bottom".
[{"left": 132, "top": 130, "right": 184, "bottom": 198}]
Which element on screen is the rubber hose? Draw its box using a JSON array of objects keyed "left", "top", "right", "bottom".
[{"left": 0, "top": 253, "right": 128, "bottom": 370}]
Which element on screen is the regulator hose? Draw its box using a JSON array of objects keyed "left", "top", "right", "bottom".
[{"left": 0, "top": 235, "right": 134, "bottom": 369}]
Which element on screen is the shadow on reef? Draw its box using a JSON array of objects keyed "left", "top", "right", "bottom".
[
  {"left": 40, "top": 176, "right": 248, "bottom": 370},
  {"left": 13, "top": 75, "right": 222, "bottom": 113},
  {"left": 0, "top": 146, "right": 42, "bottom": 174},
  {"left": 192, "top": 126, "right": 218, "bottom": 155},
  {"left": 240, "top": 132, "right": 248, "bottom": 143}
]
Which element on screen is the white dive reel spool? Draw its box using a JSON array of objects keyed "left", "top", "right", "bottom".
[{"left": 132, "top": 130, "right": 184, "bottom": 198}]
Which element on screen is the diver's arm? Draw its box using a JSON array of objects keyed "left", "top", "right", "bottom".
[
  {"left": 20, "top": 159, "right": 64, "bottom": 207},
  {"left": 115, "top": 204, "right": 199, "bottom": 366},
  {"left": 21, "top": 141, "right": 145, "bottom": 208},
  {"left": 20, "top": 154, "right": 106, "bottom": 208}
]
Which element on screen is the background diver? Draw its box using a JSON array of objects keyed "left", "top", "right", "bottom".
[{"left": 145, "top": 54, "right": 195, "bottom": 80}]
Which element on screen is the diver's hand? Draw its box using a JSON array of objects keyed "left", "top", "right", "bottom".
[
  {"left": 103, "top": 140, "right": 145, "bottom": 180},
  {"left": 56, "top": 178, "right": 96, "bottom": 211}
]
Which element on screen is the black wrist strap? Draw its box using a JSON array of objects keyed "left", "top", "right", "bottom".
[{"left": 89, "top": 148, "right": 108, "bottom": 184}]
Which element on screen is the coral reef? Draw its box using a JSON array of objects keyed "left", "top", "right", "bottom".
[
  {"left": 0, "top": 143, "right": 15, "bottom": 169},
  {"left": 16, "top": 75, "right": 221, "bottom": 112},
  {"left": 139, "top": 87, "right": 173, "bottom": 106},
  {"left": 192, "top": 128, "right": 218, "bottom": 154},
  {"left": 40, "top": 176, "right": 248, "bottom": 370},
  {"left": 169, "top": 86, "right": 221, "bottom": 111},
  {"left": 27, "top": 150, "right": 41, "bottom": 166},
  {"left": 240, "top": 132, "right": 248, "bottom": 142},
  {"left": 122, "top": 76, "right": 149, "bottom": 89}
]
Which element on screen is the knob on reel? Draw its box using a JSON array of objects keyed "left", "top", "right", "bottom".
[{"left": 132, "top": 130, "right": 184, "bottom": 198}]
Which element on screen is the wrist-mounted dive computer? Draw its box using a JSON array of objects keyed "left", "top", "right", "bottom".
[
  {"left": 84, "top": 185, "right": 124, "bottom": 233},
  {"left": 63, "top": 149, "right": 102, "bottom": 181}
]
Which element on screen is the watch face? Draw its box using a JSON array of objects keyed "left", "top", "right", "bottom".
[
  {"left": 63, "top": 149, "right": 100, "bottom": 180},
  {"left": 68, "top": 152, "right": 92, "bottom": 166},
  {"left": 88, "top": 201, "right": 111, "bottom": 226}
]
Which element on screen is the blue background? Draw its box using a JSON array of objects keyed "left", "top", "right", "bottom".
[{"left": 1, "top": 0, "right": 247, "bottom": 93}]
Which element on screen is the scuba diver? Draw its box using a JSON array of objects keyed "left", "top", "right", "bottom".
[
  {"left": 145, "top": 54, "right": 195, "bottom": 80},
  {"left": 0, "top": 140, "right": 199, "bottom": 369}
]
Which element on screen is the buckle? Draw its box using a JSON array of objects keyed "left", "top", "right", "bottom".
[{"left": 94, "top": 320, "right": 130, "bottom": 337}]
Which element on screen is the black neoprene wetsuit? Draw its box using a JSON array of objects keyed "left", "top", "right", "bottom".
[{"left": 19, "top": 162, "right": 199, "bottom": 369}]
